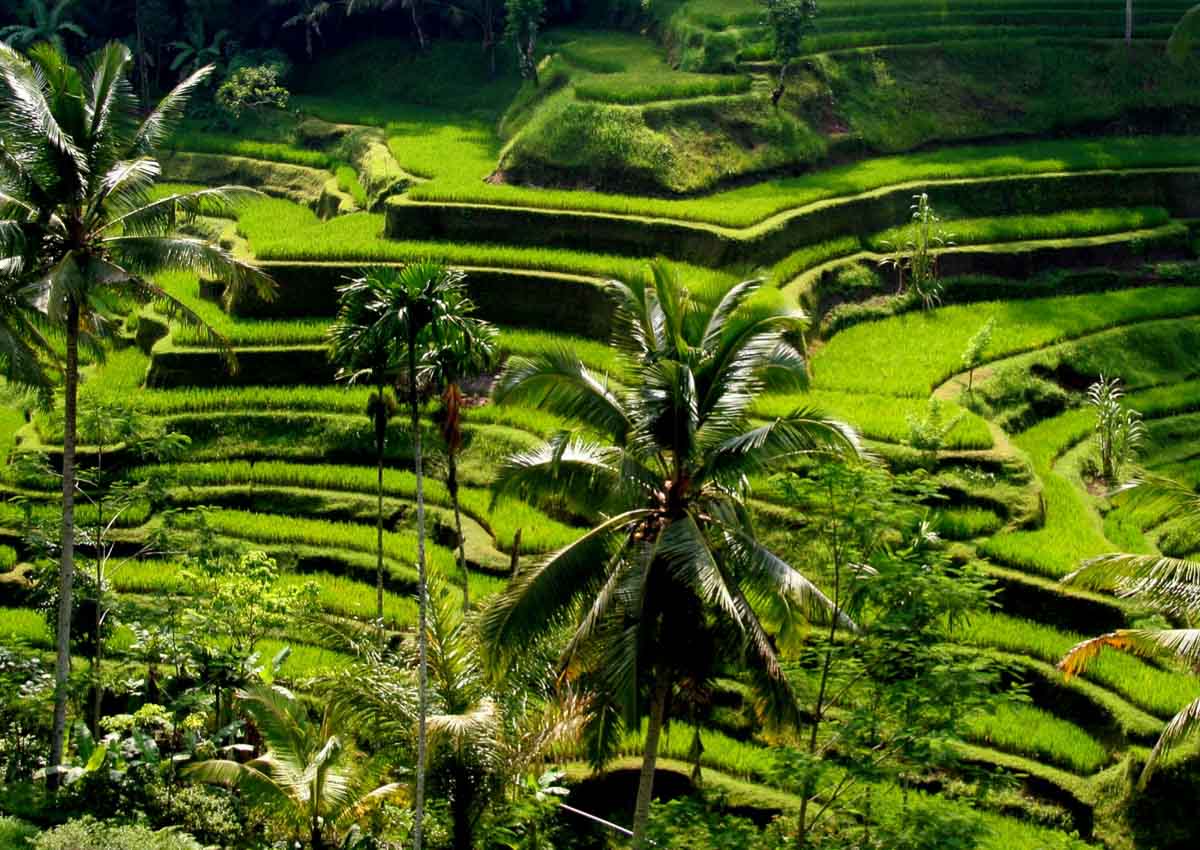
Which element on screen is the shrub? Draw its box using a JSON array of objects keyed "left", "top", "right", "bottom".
[
  {"left": 30, "top": 818, "right": 201, "bottom": 850},
  {"left": 215, "top": 65, "right": 289, "bottom": 121},
  {"left": 0, "top": 817, "right": 36, "bottom": 850}
]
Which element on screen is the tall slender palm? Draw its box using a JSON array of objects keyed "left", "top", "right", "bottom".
[
  {"left": 1060, "top": 478, "right": 1200, "bottom": 785},
  {"left": 0, "top": 1, "right": 86, "bottom": 54},
  {"left": 329, "top": 276, "right": 401, "bottom": 632},
  {"left": 482, "top": 262, "right": 861, "bottom": 846},
  {"left": 338, "top": 262, "right": 473, "bottom": 850},
  {"left": 186, "top": 685, "right": 404, "bottom": 850},
  {"left": 0, "top": 42, "right": 273, "bottom": 779},
  {"left": 421, "top": 302, "right": 498, "bottom": 611}
]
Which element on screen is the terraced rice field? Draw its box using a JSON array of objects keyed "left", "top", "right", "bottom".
[{"left": 6, "top": 9, "right": 1200, "bottom": 846}]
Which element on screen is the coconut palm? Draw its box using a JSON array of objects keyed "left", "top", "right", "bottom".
[
  {"left": 0, "top": 1, "right": 86, "bottom": 54},
  {"left": 421, "top": 302, "right": 498, "bottom": 611},
  {"left": 0, "top": 41, "right": 273, "bottom": 779},
  {"left": 275, "top": 0, "right": 335, "bottom": 59},
  {"left": 482, "top": 262, "right": 861, "bottom": 846},
  {"left": 1060, "top": 478, "right": 1200, "bottom": 786},
  {"left": 335, "top": 262, "right": 474, "bottom": 850},
  {"left": 329, "top": 276, "right": 401, "bottom": 632},
  {"left": 186, "top": 684, "right": 404, "bottom": 850}
]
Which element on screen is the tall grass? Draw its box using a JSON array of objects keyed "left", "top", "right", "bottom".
[
  {"left": 0, "top": 608, "right": 50, "bottom": 649},
  {"left": 753, "top": 389, "right": 993, "bottom": 449},
  {"left": 814, "top": 287, "right": 1200, "bottom": 397},
  {"left": 960, "top": 612, "right": 1200, "bottom": 719},
  {"left": 966, "top": 702, "right": 1109, "bottom": 774},
  {"left": 866, "top": 207, "right": 1171, "bottom": 252},
  {"left": 137, "top": 461, "right": 582, "bottom": 554}
]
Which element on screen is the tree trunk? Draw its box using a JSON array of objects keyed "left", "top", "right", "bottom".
[
  {"left": 1126, "top": 0, "right": 1134, "bottom": 45},
  {"left": 49, "top": 301, "right": 80, "bottom": 787},
  {"left": 452, "top": 763, "right": 473, "bottom": 850},
  {"left": 410, "top": 338, "right": 430, "bottom": 850},
  {"left": 772, "top": 62, "right": 788, "bottom": 106},
  {"left": 91, "top": 450, "right": 105, "bottom": 734},
  {"left": 410, "top": 0, "right": 428, "bottom": 50},
  {"left": 631, "top": 670, "right": 670, "bottom": 847},
  {"left": 375, "top": 376, "right": 387, "bottom": 634},
  {"left": 448, "top": 448, "right": 470, "bottom": 611}
]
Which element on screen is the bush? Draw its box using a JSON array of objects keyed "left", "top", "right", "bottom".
[
  {"left": 30, "top": 818, "right": 200, "bottom": 850},
  {"left": 0, "top": 816, "right": 36, "bottom": 850},
  {"left": 215, "top": 65, "right": 289, "bottom": 121}
]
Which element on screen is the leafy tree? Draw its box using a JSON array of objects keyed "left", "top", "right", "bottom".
[
  {"left": 1087, "top": 375, "right": 1144, "bottom": 487},
  {"left": 74, "top": 397, "right": 189, "bottom": 733},
  {"left": 483, "top": 262, "right": 861, "bottom": 846},
  {"left": 0, "top": 1, "right": 86, "bottom": 54},
  {"left": 421, "top": 305, "right": 498, "bottom": 611},
  {"left": 761, "top": 0, "right": 817, "bottom": 105},
  {"left": 505, "top": 0, "right": 544, "bottom": 84},
  {"left": 186, "top": 685, "right": 404, "bottom": 850},
  {"left": 879, "top": 193, "right": 952, "bottom": 311},
  {"left": 0, "top": 41, "right": 272, "bottom": 783},
  {"left": 169, "top": 17, "right": 229, "bottom": 76},
  {"left": 334, "top": 262, "right": 475, "bottom": 850},
  {"left": 960, "top": 317, "right": 994, "bottom": 393},
  {"left": 1060, "top": 479, "right": 1200, "bottom": 785},
  {"left": 215, "top": 65, "right": 290, "bottom": 122}
]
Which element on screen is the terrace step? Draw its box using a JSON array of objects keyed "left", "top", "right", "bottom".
[{"left": 386, "top": 168, "right": 1200, "bottom": 266}]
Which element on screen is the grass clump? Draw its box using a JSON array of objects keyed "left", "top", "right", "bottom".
[
  {"left": 813, "top": 287, "right": 1200, "bottom": 397},
  {"left": 966, "top": 702, "right": 1109, "bottom": 774}
]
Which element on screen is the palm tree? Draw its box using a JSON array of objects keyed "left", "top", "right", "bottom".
[
  {"left": 1060, "top": 478, "right": 1200, "bottom": 786},
  {"left": 329, "top": 276, "right": 401, "bottom": 632},
  {"left": 0, "top": 41, "right": 273, "bottom": 780},
  {"left": 186, "top": 685, "right": 404, "bottom": 850},
  {"left": 482, "top": 262, "right": 861, "bottom": 846},
  {"left": 320, "top": 581, "right": 586, "bottom": 850},
  {"left": 335, "top": 262, "right": 473, "bottom": 850},
  {"left": 0, "top": 1, "right": 86, "bottom": 54},
  {"left": 347, "top": 0, "right": 427, "bottom": 51},
  {"left": 421, "top": 302, "right": 498, "bottom": 611},
  {"left": 275, "top": 0, "right": 335, "bottom": 59},
  {"left": 169, "top": 17, "right": 229, "bottom": 76}
]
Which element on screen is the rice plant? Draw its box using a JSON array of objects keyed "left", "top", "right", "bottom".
[{"left": 965, "top": 702, "right": 1109, "bottom": 774}]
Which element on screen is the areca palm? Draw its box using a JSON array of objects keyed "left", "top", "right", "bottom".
[
  {"left": 336, "top": 262, "right": 474, "bottom": 850},
  {"left": 1060, "top": 478, "right": 1200, "bottom": 786},
  {"left": 421, "top": 303, "right": 498, "bottom": 611},
  {"left": 482, "top": 262, "right": 861, "bottom": 846},
  {"left": 329, "top": 275, "right": 401, "bottom": 632},
  {"left": 0, "top": 41, "right": 273, "bottom": 779},
  {"left": 186, "top": 685, "right": 404, "bottom": 850},
  {"left": 0, "top": 1, "right": 86, "bottom": 54}
]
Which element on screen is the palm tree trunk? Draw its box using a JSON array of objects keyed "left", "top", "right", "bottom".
[
  {"left": 631, "top": 669, "right": 670, "bottom": 847},
  {"left": 49, "top": 301, "right": 80, "bottom": 786},
  {"left": 410, "top": 0, "right": 428, "bottom": 50},
  {"left": 448, "top": 447, "right": 469, "bottom": 611},
  {"left": 91, "top": 448, "right": 105, "bottom": 734},
  {"left": 1126, "top": 0, "right": 1134, "bottom": 45},
  {"left": 376, "top": 375, "right": 386, "bottom": 634},
  {"left": 410, "top": 338, "right": 430, "bottom": 850}
]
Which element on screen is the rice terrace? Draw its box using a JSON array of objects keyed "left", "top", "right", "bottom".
[{"left": 4, "top": 0, "right": 1200, "bottom": 848}]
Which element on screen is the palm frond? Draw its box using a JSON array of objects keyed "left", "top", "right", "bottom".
[
  {"left": 129, "top": 63, "right": 214, "bottom": 157},
  {"left": 183, "top": 758, "right": 292, "bottom": 810},
  {"left": 481, "top": 509, "right": 653, "bottom": 665},
  {"left": 492, "top": 432, "right": 627, "bottom": 513},
  {"left": 494, "top": 348, "right": 631, "bottom": 441},
  {"left": 1142, "top": 696, "right": 1200, "bottom": 787},
  {"left": 1169, "top": 4, "right": 1200, "bottom": 63}
]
